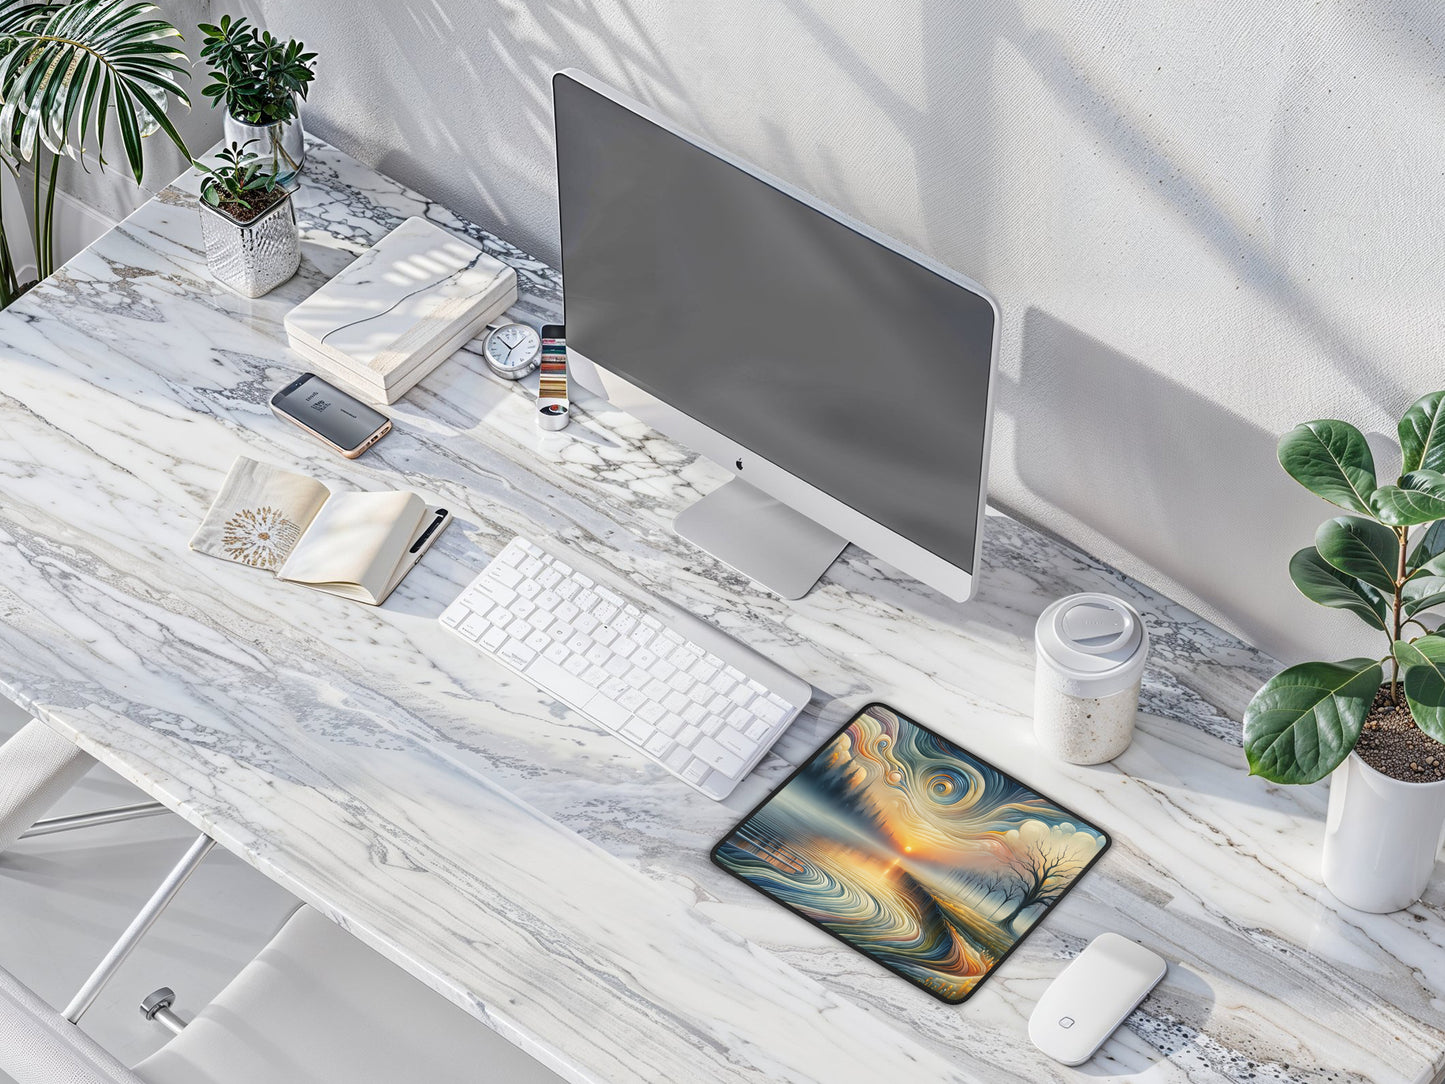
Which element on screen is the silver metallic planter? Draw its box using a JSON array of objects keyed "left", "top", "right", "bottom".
[
  {"left": 224, "top": 105, "right": 305, "bottom": 188},
  {"left": 198, "top": 192, "right": 301, "bottom": 298}
]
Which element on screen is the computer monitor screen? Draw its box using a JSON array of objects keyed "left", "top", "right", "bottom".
[{"left": 554, "top": 72, "right": 996, "bottom": 588}]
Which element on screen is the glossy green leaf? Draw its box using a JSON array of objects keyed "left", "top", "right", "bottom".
[
  {"left": 1403, "top": 575, "right": 1445, "bottom": 618},
  {"left": 1369, "top": 470, "right": 1445, "bottom": 526},
  {"left": 1399, "top": 390, "right": 1445, "bottom": 476},
  {"left": 1243, "top": 659, "right": 1382, "bottom": 783},
  {"left": 1314, "top": 516, "right": 1401, "bottom": 593},
  {"left": 1277, "top": 420, "right": 1378, "bottom": 516},
  {"left": 1408, "top": 520, "right": 1445, "bottom": 570},
  {"left": 1393, "top": 637, "right": 1445, "bottom": 743},
  {"left": 1287, "top": 547, "right": 1388, "bottom": 629}
]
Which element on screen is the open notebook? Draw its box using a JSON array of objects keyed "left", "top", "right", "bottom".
[{"left": 190, "top": 457, "right": 450, "bottom": 605}]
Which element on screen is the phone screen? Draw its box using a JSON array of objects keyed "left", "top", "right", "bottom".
[{"left": 271, "top": 374, "right": 389, "bottom": 452}]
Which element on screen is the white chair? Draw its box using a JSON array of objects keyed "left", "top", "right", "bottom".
[
  {"left": 0, "top": 826, "right": 569, "bottom": 1084},
  {"left": 133, "top": 904, "right": 568, "bottom": 1084}
]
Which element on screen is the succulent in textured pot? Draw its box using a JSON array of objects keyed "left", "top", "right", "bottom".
[
  {"left": 198, "top": 15, "right": 315, "bottom": 187},
  {"left": 1243, "top": 391, "right": 1445, "bottom": 912},
  {"left": 196, "top": 141, "right": 300, "bottom": 298}
]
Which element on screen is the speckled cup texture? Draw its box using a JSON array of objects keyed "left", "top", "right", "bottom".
[{"left": 1034, "top": 671, "right": 1140, "bottom": 765}]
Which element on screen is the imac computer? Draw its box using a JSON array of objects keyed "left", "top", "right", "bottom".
[{"left": 553, "top": 70, "right": 1000, "bottom": 602}]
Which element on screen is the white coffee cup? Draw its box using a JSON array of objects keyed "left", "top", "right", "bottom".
[{"left": 1034, "top": 593, "right": 1149, "bottom": 765}]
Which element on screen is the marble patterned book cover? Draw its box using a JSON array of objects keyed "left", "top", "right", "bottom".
[{"left": 712, "top": 704, "right": 1110, "bottom": 1003}]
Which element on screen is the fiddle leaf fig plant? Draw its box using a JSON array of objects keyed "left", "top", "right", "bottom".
[{"left": 1244, "top": 391, "right": 1445, "bottom": 784}]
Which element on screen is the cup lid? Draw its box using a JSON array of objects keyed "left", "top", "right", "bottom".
[{"left": 1035, "top": 593, "right": 1148, "bottom": 696}]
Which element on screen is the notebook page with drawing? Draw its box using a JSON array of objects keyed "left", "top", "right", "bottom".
[{"left": 190, "top": 456, "right": 448, "bottom": 606}]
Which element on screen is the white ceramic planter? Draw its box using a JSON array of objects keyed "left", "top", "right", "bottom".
[{"left": 1322, "top": 751, "right": 1445, "bottom": 912}]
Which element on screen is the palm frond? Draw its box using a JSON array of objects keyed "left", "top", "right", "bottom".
[{"left": 0, "top": 0, "right": 191, "bottom": 183}]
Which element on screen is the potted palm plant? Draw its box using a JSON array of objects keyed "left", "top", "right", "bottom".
[
  {"left": 0, "top": 0, "right": 193, "bottom": 307},
  {"left": 1244, "top": 390, "right": 1445, "bottom": 912},
  {"left": 196, "top": 140, "right": 299, "bottom": 297},
  {"left": 198, "top": 15, "right": 315, "bottom": 187}
]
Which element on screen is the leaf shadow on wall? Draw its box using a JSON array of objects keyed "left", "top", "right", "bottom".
[{"left": 1010, "top": 306, "right": 1373, "bottom": 666}]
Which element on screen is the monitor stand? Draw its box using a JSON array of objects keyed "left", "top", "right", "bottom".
[{"left": 673, "top": 478, "right": 847, "bottom": 600}]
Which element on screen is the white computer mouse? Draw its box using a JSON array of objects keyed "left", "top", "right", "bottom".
[{"left": 1027, "top": 933, "right": 1167, "bottom": 1066}]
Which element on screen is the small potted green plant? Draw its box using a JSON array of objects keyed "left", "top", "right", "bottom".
[
  {"left": 196, "top": 141, "right": 301, "bottom": 297},
  {"left": 1244, "top": 390, "right": 1445, "bottom": 912},
  {"left": 198, "top": 15, "right": 316, "bottom": 186}
]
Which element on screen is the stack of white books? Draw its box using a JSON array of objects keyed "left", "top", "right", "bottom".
[{"left": 284, "top": 217, "right": 518, "bottom": 403}]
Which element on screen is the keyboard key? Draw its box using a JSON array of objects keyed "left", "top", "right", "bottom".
[
  {"left": 682, "top": 759, "right": 711, "bottom": 784},
  {"left": 620, "top": 718, "right": 651, "bottom": 744},
  {"left": 600, "top": 677, "right": 629, "bottom": 700},
  {"left": 619, "top": 688, "right": 647, "bottom": 712},
  {"left": 753, "top": 699, "right": 788, "bottom": 725},
  {"left": 557, "top": 601, "right": 581, "bottom": 623},
  {"left": 643, "top": 732, "right": 672, "bottom": 757},
  {"left": 517, "top": 580, "right": 541, "bottom": 600},
  {"left": 745, "top": 718, "right": 773, "bottom": 741},
  {"left": 498, "top": 641, "right": 536, "bottom": 669},
  {"left": 440, "top": 605, "right": 468, "bottom": 628},
  {"left": 491, "top": 564, "right": 522, "bottom": 588},
  {"left": 663, "top": 691, "right": 689, "bottom": 713},
  {"left": 517, "top": 539, "right": 543, "bottom": 558},
  {"left": 458, "top": 613, "right": 491, "bottom": 640},
  {"left": 512, "top": 598, "right": 536, "bottom": 620},
  {"left": 681, "top": 703, "right": 707, "bottom": 726},
  {"left": 480, "top": 626, "right": 507, "bottom": 652},
  {"left": 718, "top": 728, "right": 753, "bottom": 756},
  {"left": 525, "top": 630, "right": 550, "bottom": 653},
  {"left": 644, "top": 679, "right": 669, "bottom": 701},
  {"left": 663, "top": 746, "right": 691, "bottom": 772},
  {"left": 584, "top": 665, "right": 609, "bottom": 686},
  {"left": 575, "top": 613, "right": 600, "bottom": 634},
  {"left": 507, "top": 618, "right": 531, "bottom": 640},
  {"left": 590, "top": 697, "right": 631, "bottom": 732},
  {"left": 604, "top": 656, "right": 631, "bottom": 677},
  {"left": 633, "top": 648, "right": 658, "bottom": 670},
  {"left": 563, "top": 655, "right": 588, "bottom": 676},
  {"left": 519, "top": 556, "right": 544, "bottom": 577},
  {"left": 676, "top": 724, "right": 701, "bottom": 746},
  {"left": 498, "top": 546, "right": 525, "bottom": 566},
  {"left": 543, "top": 642, "right": 569, "bottom": 665},
  {"left": 693, "top": 737, "right": 743, "bottom": 776}
]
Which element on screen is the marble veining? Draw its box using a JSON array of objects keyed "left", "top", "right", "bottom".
[{"left": 0, "top": 135, "right": 1440, "bottom": 1084}]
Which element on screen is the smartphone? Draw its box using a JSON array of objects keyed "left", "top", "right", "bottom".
[{"left": 270, "top": 373, "right": 392, "bottom": 458}]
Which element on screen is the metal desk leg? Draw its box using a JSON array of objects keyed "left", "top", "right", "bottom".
[{"left": 0, "top": 719, "right": 95, "bottom": 855}]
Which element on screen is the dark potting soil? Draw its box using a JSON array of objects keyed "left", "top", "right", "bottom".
[{"left": 1355, "top": 687, "right": 1445, "bottom": 783}]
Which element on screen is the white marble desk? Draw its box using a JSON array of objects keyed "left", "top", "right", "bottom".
[{"left": 0, "top": 138, "right": 1441, "bottom": 1084}]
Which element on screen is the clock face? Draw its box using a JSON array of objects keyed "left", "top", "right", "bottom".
[{"left": 484, "top": 323, "right": 541, "bottom": 377}]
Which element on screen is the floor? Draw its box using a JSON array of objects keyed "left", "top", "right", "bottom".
[{"left": 0, "top": 697, "right": 301, "bottom": 1075}]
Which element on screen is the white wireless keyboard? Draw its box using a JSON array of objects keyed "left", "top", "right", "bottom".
[{"left": 441, "top": 536, "right": 811, "bottom": 799}]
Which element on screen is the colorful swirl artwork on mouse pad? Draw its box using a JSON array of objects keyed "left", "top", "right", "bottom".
[{"left": 712, "top": 704, "right": 1109, "bottom": 1003}]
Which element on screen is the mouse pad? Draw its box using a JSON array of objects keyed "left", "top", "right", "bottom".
[{"left": 711, "top": 703, "right": 1110, "bottom": 1004}]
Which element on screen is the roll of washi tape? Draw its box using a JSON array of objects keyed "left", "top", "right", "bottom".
[{"left": 538, "top": 323, "right": 569, "bottom": 431}]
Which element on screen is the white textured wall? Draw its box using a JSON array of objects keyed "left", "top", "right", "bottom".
[{"left": 216, "top": 0, "right": 1444, "bottom": 665}]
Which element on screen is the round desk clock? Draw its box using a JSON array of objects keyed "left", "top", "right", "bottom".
[{"left": 481, "top": 321, "right": 542, "bottom": 380}]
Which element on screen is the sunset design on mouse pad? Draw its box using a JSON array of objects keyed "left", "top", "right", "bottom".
[{"left": 712, "top": 704, "right": 1109, "bottom": 1002}]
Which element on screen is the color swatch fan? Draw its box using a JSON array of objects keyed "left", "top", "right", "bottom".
[
  {"left": 713, "top": 703, "right": 1110, "bottom": 1003},
  {"left": 285, "top": 217, "right": 518, "bottom": 403}
]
